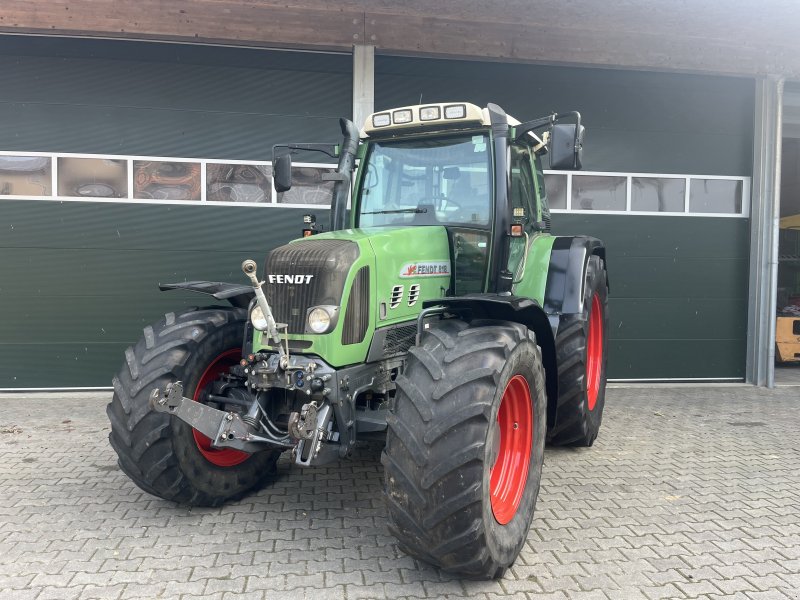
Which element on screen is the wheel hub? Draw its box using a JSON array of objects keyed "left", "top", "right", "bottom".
[
  {"left": 489, "top": 374, "right": 533, "bottom": 525},
  {"left": 192, "top": 348, "right": 252, "bottom": 467},
  {"left": 586, "top": 293, "right": 603, "bottom": 411}
]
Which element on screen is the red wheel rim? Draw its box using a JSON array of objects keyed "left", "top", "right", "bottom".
[
  {"left": 490, "top": 374, "right": 533, "bottom": 525},
  {"left": 586, "top": 293, "right": 603, "bottom": 411},
  {"left": 191, "top": 348, "right": 251, "bottom": 467}
]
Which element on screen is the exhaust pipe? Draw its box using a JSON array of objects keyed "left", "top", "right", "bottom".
[{"left": 330, "top": 118, "right": 359, "bottom": 232}]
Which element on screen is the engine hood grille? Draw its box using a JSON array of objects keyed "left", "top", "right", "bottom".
[{"left": 264, "top": 239, "right": 359, "bottom": 333}]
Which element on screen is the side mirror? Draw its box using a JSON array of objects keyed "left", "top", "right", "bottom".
[
  {"left": 273, "top": 154, "right": 292, "bottom": 192},
  {"left": 550, "top": 124, "right": 584, "bottom": 170}
]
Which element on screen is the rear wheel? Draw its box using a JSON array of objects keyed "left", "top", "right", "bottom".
[
  {"left": 383, "top": 319, "right": 546, "bottom": 579},
  {"left": 106, "top": 307, "right": 280, "bottom": 506},
  {"left": 548, "top": 255, "right": 609, "bottom": 447}
]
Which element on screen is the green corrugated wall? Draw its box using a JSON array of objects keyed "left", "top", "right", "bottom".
[
  {"left": 0, "top": 38, "right": 756, "bottom": 386},
  {"left": 0, "top": 36, "right": 350, "bottom": 388}
]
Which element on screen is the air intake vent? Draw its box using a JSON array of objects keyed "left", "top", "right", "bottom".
[
  {"left": 342, "top": 266, "right": 370, "bottom": 345},
  {"left": 390, "top": 285, "right": 404, "bottom": 309},
  {"left": 408, "top": 284, "right": 420, "bottom": 307},
  {"left": 383, "top": 324, "right": 417, "bottom": 356}
]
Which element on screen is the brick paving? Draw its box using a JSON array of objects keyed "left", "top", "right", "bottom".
[{"left": 0, "top": 386, "right": 798, "bottom": 600}]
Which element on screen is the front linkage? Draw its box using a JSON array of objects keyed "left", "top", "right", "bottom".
[
  {"left": 150, "top": 259, "right": 324, "bottom": 466},
  {"left": 148, "top": 258, "right": 395, "bottom": 468}
]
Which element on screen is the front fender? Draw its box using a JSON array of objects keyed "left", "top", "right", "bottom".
[{"left": 159, "top": 281, "right": 255, "bottom": 308}]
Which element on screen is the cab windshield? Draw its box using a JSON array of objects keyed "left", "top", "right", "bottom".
[{"left": 356, "top": 133, "right": 492, "bottom": 228}]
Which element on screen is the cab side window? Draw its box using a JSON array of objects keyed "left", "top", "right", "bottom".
[
  {"left": 533, "top": 153, "right": 550, "bottom": 229},
  {"left": 510, "top": 144, "right": 536, "bottom": 225},
  {"left": 508, "top": 144, "right": 536, "bottom": 274}
]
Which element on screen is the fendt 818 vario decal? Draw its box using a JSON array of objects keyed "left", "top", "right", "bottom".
[{"left": 108, "top": 102, "right": 609, "bottom": 579}]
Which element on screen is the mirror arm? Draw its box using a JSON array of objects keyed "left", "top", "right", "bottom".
[
  {"left": 271, "top": 143, "right": 339, "bottom": 162},
  {"left": 514, "top": 111, "right": 582, "bottom": 142}
]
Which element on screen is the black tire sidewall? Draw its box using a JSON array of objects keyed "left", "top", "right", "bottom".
[
  {"left": 169, "top": 311, "right": 278, "bottom": 498},
  {"left": 582, "top": 256, "right": 609, "bottom": 438},
  {"left": 481, "top": 335, "right": 546, "bottom": 566}
]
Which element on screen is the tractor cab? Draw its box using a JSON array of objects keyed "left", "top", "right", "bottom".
[{"left": 275, "top": 102, "right": 584, "bottom": 296}]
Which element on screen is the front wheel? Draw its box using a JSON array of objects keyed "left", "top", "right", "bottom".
[
  {"left": 382, "top": 319, "right": 547, "bottom": 579},
  {"left": 106, "top": 307, "right": 280, "bottom": 506}
]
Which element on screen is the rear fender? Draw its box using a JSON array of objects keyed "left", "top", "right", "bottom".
[
  {"left": 159, "top": 281, "right": 255, "bottom": 309},
  {"left": 544, "top": 236, "right": 607, "bottom": 319},
  {"left": 422, "top": 295, "right": 558, "bottom": 427}
]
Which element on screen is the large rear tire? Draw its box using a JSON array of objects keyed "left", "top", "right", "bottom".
[
  {"left": 382, "top": 319, "right": 546, "bottom": 579},
  {"left": 106, "top": 307, "right": 280, "bottom": 506},
  {"left": 548, "top": 255, "right": 609, "bottom": 447}
]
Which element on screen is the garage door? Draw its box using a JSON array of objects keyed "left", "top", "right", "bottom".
[{"left": 0, "top": 36, "right": 350, "bottom": 388}]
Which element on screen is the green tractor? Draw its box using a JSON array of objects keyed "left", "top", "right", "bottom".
[{"left": 107, "top": 102, "right": 608, "bottom": 579}]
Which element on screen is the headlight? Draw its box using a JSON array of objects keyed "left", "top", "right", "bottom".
[
  {"left": 250, "top": 305, "right": 268, "bottom": 331},
  {"left": 307, "top": 307, "right": 332, "bottom": 334}
]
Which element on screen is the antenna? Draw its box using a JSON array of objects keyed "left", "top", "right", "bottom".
[{"left": 418, "top": 93, "right": 423, "bottom": 104}]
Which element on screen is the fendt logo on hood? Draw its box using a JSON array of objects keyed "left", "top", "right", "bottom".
[
  {"left": 267, "top": 274, "right": 314, "bottom": 284},
  {"left": 399, "top": 261, "right": 451, "bottom": 278}
]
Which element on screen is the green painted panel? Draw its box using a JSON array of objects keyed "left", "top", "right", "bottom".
[
  {"left": 0, "top": 200, "right": 325, "bottom": 388},
  {"left": 0, "top": 103, "right": 342, "bottom": 160},
  {"left": 610, "top": 298, "right": 748, "bottom": 340},
  {"left": 0, "top": 35, "right": 351, "bottom": 159},
  {"left": 0, "top": 53, "right": 350, "bottom": 117},
  {"left": 376, "top": 56, "right": 754, "bottom": 176},
  {"left": 0, "top": 293, "right": 213, "bottom": 345},
  {"left": 609, "top": 257, "right": 748, "bottom": 299},
  {"left": 0, "top": 201, "right": 328, "bottom": 251},
  {"left": 551, "top": 214, "right": 749, "bottom": 379},
  {"left": 0, "top": 248, "right": 261, "bottom": 297},
  {"left": 0, "top": 343, "right": 154, "bottom": 389},
  {"left": 551, "top": 214, "right": 750, "bottom": 259},
  {"left": 609, "top": 340, "right": 745, "bottom": 380}
]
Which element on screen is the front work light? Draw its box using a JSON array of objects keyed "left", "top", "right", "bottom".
[
  {"left": 393, "top": 109, "right": 413, "bottom": 124},
  {"left": 372, "top": 113, "right": 391, "bottom": 127},
  {"left": 444, "top": 104, "right": 467, "bottom": 119},
  {"left": 419, "top": 106, "right": 441, "bottom": 121},
  {"left": 250, "top": 305, "right": 269, "bottom": 331}
]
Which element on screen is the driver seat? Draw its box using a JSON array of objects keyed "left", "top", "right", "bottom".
[{"left": 449, "top": 174, "right": 489, "bottom": 224}]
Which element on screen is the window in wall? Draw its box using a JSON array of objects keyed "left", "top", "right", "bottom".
[
  {"left": 543, "top": 173, "right": 567, "bottom": 209},
  {"left": 0, "top": 156, "right": 52, "bottom": 196},
  {"left": 58, "top": 158, "right": 127, "bottom": 198},
  {"left": 545, "top": 170, "right": 748, "bottom": 217},
  {"left": 133, "top": 161, "right": 201, "bottom": 201},
  {"left": 572, "top": 175, "right": 627, "bottom": 211},
  {"left": 689, "top": 178, "right": 743, "bottom": 214},
  {"left": 277, "top": 166, "right": 336, "bottom": 205},
  {"left": 0, "top": 149, "right": 751, "bottom": 218},
  {"left": 631, "top": 177, "right": 685, "bottom": 212},
  {"left": 207, "top": 163, "right": 271, "bottom": 203}
]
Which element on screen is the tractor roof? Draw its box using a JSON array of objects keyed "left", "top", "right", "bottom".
[{"left": 361, "top": 102, "right": 545, "bottom": 146}]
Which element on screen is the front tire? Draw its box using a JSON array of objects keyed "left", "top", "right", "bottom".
[
  {"left": 382, "top": 319, "right": 547, "bottom": 579},
  {"left": 548, "top": 255, "right": 609, "bottom": 446},
  {"left": 107, "top": 307, "right": 280, "bottom": 506}
]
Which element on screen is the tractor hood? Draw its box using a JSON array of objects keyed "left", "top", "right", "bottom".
[{"left": 255, "top": 226, "right": 452, "bottom": 367}]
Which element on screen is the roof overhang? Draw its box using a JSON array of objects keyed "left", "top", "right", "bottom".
[{"left": 2, "top": 1, "right": 799, "bottom": 77}]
